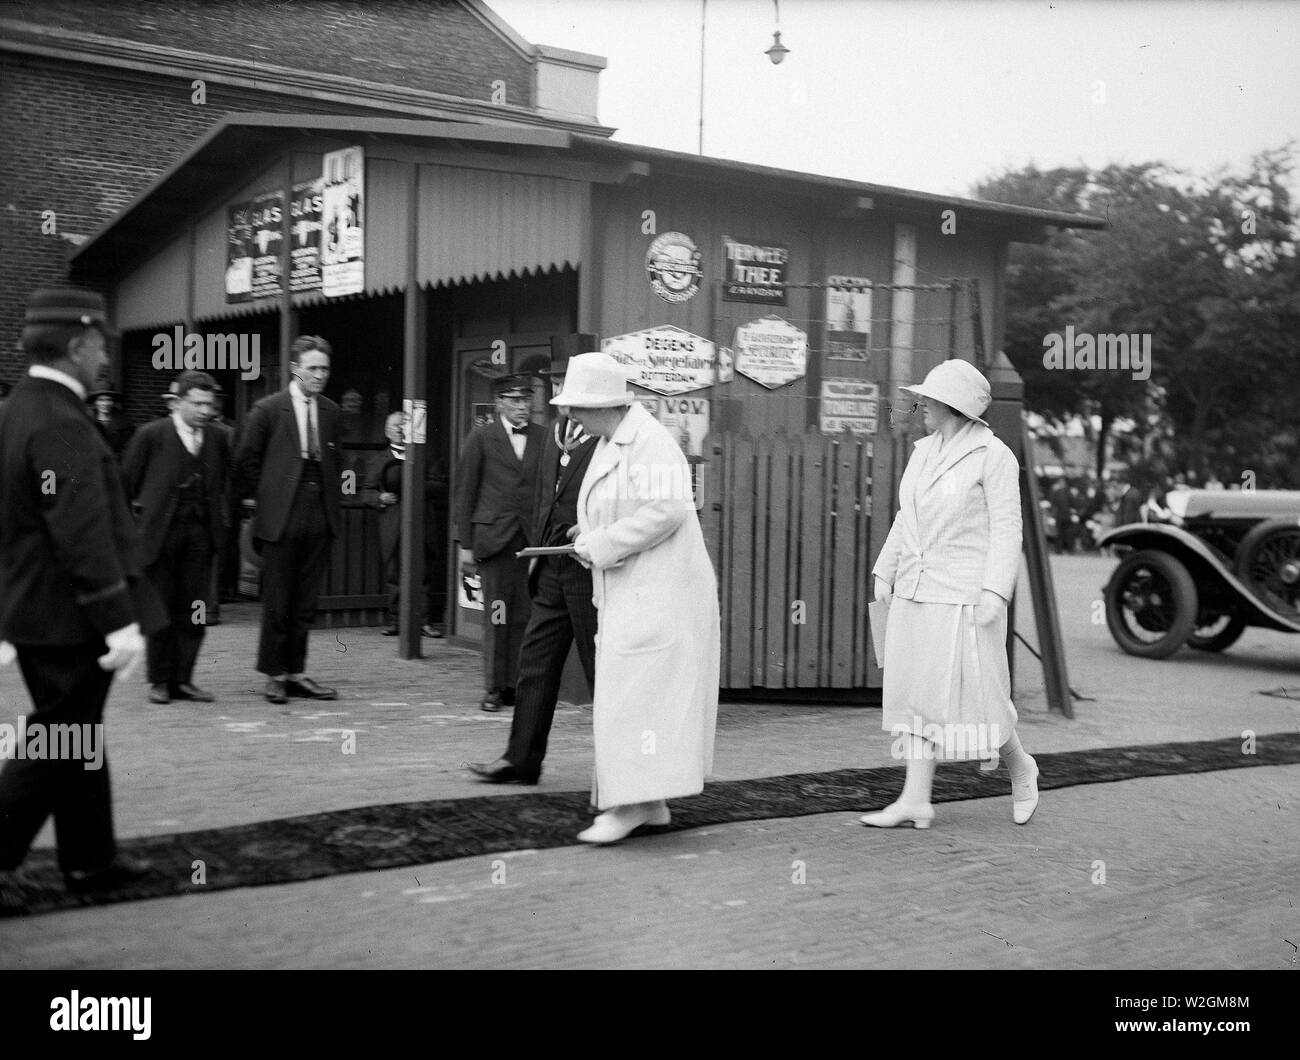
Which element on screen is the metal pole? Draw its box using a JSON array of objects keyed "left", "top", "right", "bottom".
[
  {"left": 399, "top": 162, "right": 428, "bottom": 660},
  {"left": 698, "top": 0, "right": 707, "bottom": 155}
]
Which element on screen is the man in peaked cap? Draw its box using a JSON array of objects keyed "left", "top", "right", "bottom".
[
  {"left": 454, "top": 373, "right": 545, "bottom": 712},
  {"left": 0, "top": 287, "right": 166, "bottom": 907}
]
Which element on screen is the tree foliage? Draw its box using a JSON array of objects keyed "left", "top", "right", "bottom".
[{"left": 976, "top": 148, "right": 1300, "bottom": 487}]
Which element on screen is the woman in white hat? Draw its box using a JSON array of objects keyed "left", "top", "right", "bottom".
[
  {"left": 554, "top": 352, "right": 720, "bottom": 844},
  {"left": 863, "top": 359, "right": 1039, "bottom": 829}
]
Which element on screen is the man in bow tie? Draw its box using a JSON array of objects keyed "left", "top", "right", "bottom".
[
  {"left": 469, "top": 351, "right": 599, "bottom": 783},
  {"left": 454, "top": 374, "right": 544, "bottom": 712},
  {"left": 236, "top": 336, "right": 343, "bottom": 704},
  {"left": 121, "top": 370, "right": 230, "bottom": 704}
]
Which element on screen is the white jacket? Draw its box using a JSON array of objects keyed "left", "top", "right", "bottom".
[{"left": 872, "top": 421, "right": 1022, "bottom": 604}]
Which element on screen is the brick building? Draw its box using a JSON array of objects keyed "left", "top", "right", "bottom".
[{"left": 0, "top": 0, "right": 609, "bottom": 394}]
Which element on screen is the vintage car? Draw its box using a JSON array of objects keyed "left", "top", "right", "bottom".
[{"left": 1098, "top": 489, "right": 1300, "bottom": 658}]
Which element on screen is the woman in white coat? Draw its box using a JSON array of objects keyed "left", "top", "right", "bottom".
[
  {"left": 863, "top": 359, "right": 1040, "bottom": 829},
  {"left": 556, "top": 353, "right": 720, "bottom": 845}
]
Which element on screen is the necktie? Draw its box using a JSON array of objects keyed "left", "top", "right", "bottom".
[{"left": 307, "top": 399, "right": 320, "bottom": 459}]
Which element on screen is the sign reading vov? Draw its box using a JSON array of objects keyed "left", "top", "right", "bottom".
[
  {"left": 723, "top": 237, "right": 788, "bottom": 304},
  {"left": 602, "top": 325, "right": 727, "bottom": 396}
]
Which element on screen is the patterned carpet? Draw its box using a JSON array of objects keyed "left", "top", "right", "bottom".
[{"left": 4, "top": 732, "right": 1298, "bottom": 917}]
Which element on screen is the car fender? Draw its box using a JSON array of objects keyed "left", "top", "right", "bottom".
[{"left": 1099, "top": 523, "right": 1300, "bottom": 633}]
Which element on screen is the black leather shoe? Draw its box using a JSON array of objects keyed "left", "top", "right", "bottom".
[
  {"left": 421, "top": 624, "right": 444, "bottom": 638},
  {"left": 285, "top": 676, "right": 337, "bottom": 700},
  {"left": 469, "top": 759, "right": 540, "bottom": 785},
  {"left": 480, "top": 692, "right": 502, "bottom": 713},
  {"left": 148, "top": 683, "right": 171, "bottom": 704},
  {"left": 172, "top": 683, "right": 215, "bottom": 703},
  {"left": 381, "top": 626, "right": 399, "bottom": 636},
  {"left": 264, "top": 678, "right": 288, "bottom": 704},
  {"left": 64, "top": 855, "right": 152, "bottom": 894}
]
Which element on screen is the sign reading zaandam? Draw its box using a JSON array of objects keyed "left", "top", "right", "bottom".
[{"left": 602, "top": 325, "right": 731, "bottom": 396}]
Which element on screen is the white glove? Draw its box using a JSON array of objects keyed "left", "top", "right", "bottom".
[
  {"left": 98, "top": 622, "right": 145, "bottom": 680},
  {"left": 873, "top": 578, "right": 893, "bottom": 604},
  {"left": 572, "top": 535, "right": 593, "bottom": 569},
  {"left": 0, "top": 641, "right": 15, "bottom": 667}
]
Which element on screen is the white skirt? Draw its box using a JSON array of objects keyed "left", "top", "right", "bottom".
[{"left": 880, "top": 596, "right": 1018, "bottom": 761}]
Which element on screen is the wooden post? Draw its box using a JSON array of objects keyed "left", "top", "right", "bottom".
[
  {"left": 1021, "top": 436, "right": 1074, "bottom": 717},
  {"left": 399, "top": 162, "right": 428, "bottom": 660}
]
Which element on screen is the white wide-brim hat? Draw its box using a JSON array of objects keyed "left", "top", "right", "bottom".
[
  {"left": 899, "top": 358, "right": 992, "bottom": 426},
  {"left": 548, "top": 351, "right": 634, "bottom": 408}
]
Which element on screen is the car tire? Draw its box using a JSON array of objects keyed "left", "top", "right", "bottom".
[
  {"left": 1233, "top": 519, "right": 1300, "bottom": 621},
  {"left": 1188, "top": 612, "right": 1247, "bottom": 652},
  {"left": 1104, "top": 549, "right": 1198, "bottom": 659}
]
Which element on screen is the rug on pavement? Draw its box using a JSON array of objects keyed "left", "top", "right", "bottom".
[{"left": 5, "top": 731, "right": 1298, "bottom": 917}]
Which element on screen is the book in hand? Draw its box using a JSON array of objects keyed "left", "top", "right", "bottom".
[{"left": 515, "top": 544, "right": 577, "bottom": 558}]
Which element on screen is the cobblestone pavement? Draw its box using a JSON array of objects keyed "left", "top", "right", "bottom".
[{"left": 0, "top": 555, "right": 1296, "bottom": 968}]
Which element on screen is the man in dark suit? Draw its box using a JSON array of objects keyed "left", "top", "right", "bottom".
[
  {"left": 454, "top": 374, "right": 544, "bottom": 712},
  {"left": 367, "top": 410, "right": 449, "bottom": 638},
  {"left": 235, "top": 336, "right": 342, "bottom": 704},
  {"left": 0, "top": 287, "right": 165, "bottom": 906},
  {"left": 121, "top": 370, "right": 230, "bottom": 704},
  {"left": 469, "top": 353, "right": 599, "bottom": 782}
]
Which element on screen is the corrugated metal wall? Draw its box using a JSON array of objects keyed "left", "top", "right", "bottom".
[
  {"left": 114, "top": 235, "right": 188, "bottom": 331},
  {"left": 417, "top": 164, "right": 584, "bottom": 288}
]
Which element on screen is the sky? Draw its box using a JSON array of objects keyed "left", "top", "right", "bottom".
[{"left": 488, "top": 0, "right": 1300, "bottom": 202}]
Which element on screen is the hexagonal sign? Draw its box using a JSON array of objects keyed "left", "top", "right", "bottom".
[
  {"left": 733, "top": 315, "right": 807, "bottom": 390},
  {"left": 601, "top": 325, "right": 720, "bottom": 396}
]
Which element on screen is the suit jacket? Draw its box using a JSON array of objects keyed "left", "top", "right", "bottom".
[
  {"left": 363, "top": 448, "right": 450, "bottom": 563},
  {"left": 235, "top": 388, "right": 343, "bottom": 542},
  {"left": 121, "top": 416, "right": 231, "bottom": 566},
  {"left": 529, "top": 421, "right": 597, "bottom": 592},
  {"left": 454, "top": 417, "right": 544, "bottom": 561},
  {"left": 0, "top": 376, "right": 165, "bottom": 645},
  {"left": 871, "top": 421, "right": 1022, "bottom": 604}
]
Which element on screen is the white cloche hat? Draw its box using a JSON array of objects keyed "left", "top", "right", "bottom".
[
  {"left": 548, "top": 351, "right": 635, "bottom": 409},
  {"left": 899, "top": 359, "right": 992, "bottom": 426}
]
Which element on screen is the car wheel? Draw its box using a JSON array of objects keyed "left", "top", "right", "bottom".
[
  {"left": 1234, "top": 519, "right": 1300, "bottom": 621},
  {"left": 1188, "top": 611, "right": 1247, "bottom": 652},
  {"left": 1104, "top": 549, "right": 1198, "bottom": 659}
]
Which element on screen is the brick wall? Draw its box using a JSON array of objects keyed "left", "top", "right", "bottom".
[
  {"left": 0, "top": 0, "right": 530, "bottom": 104},
  {"left": 0, "top": 0, "right": 536, "bottom": 388}
]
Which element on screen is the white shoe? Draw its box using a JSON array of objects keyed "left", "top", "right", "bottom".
[
  {"left": 1012, "top": 757, "right": 1040, "bottom": 825},
  {"left": 859, "top": 801, "right": 934, "bottom": 829},
  {"left": 577, "top": 802, "right": 662, "bottom": 845}
]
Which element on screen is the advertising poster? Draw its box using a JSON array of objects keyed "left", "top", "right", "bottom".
[
  {"left": 723, "top": 238, "right": 788, "bottom": 304},
  {"left": 644, "top": 231, "right": 702, "bottom": 303},
  {"left": 733, "top": 315, "right": 808, "bottom": 389},
  {"left": 636, "top": 395, "right": 711, "bottom": 459},
  {"left": 820, "top": 378, "right": 879, "bottom": 435},
  {"left": 290, "top": 179, "right": 323, "bottom": 292},
  {"left": 225, "top": 201, "right": 254, "bottom": 303},
  {"left": 320, "top": 145, "right": 364, "bottom": 297},
  {"left": 602, "top": 325, "right": 722, "bottom": 396},
  {"left": 249, "top": 190, "right": 284, "bottom": 300},
  {"left": 825, "top": 275, "right": 873, "bottom": 361}
]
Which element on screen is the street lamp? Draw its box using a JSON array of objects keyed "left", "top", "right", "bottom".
[{"left": 766, "top": 0, "right": 789, "bottom": 64}]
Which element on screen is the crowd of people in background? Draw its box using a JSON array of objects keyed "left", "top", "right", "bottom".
[{"left": 1038, "top": 462, "right": 1235, "bottom": 554}]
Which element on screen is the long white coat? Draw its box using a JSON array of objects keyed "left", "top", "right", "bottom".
[
  {"left": 871, "top": 420, "right": 1023, "bottom": 757},
  {"left": 574, "top": 402, "right": 720, "bottom": 809}
]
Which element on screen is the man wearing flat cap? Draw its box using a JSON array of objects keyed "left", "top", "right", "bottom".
[
  {"left": 454, "top": 374, "right": 544, "bottom": 712},
  {"left": 0, "top": 287, "right": 166, "bottom": 906}
]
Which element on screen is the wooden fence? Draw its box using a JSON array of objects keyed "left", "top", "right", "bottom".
[{"left": 699, "top": 429, "right": 883, "bottom": 690}]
